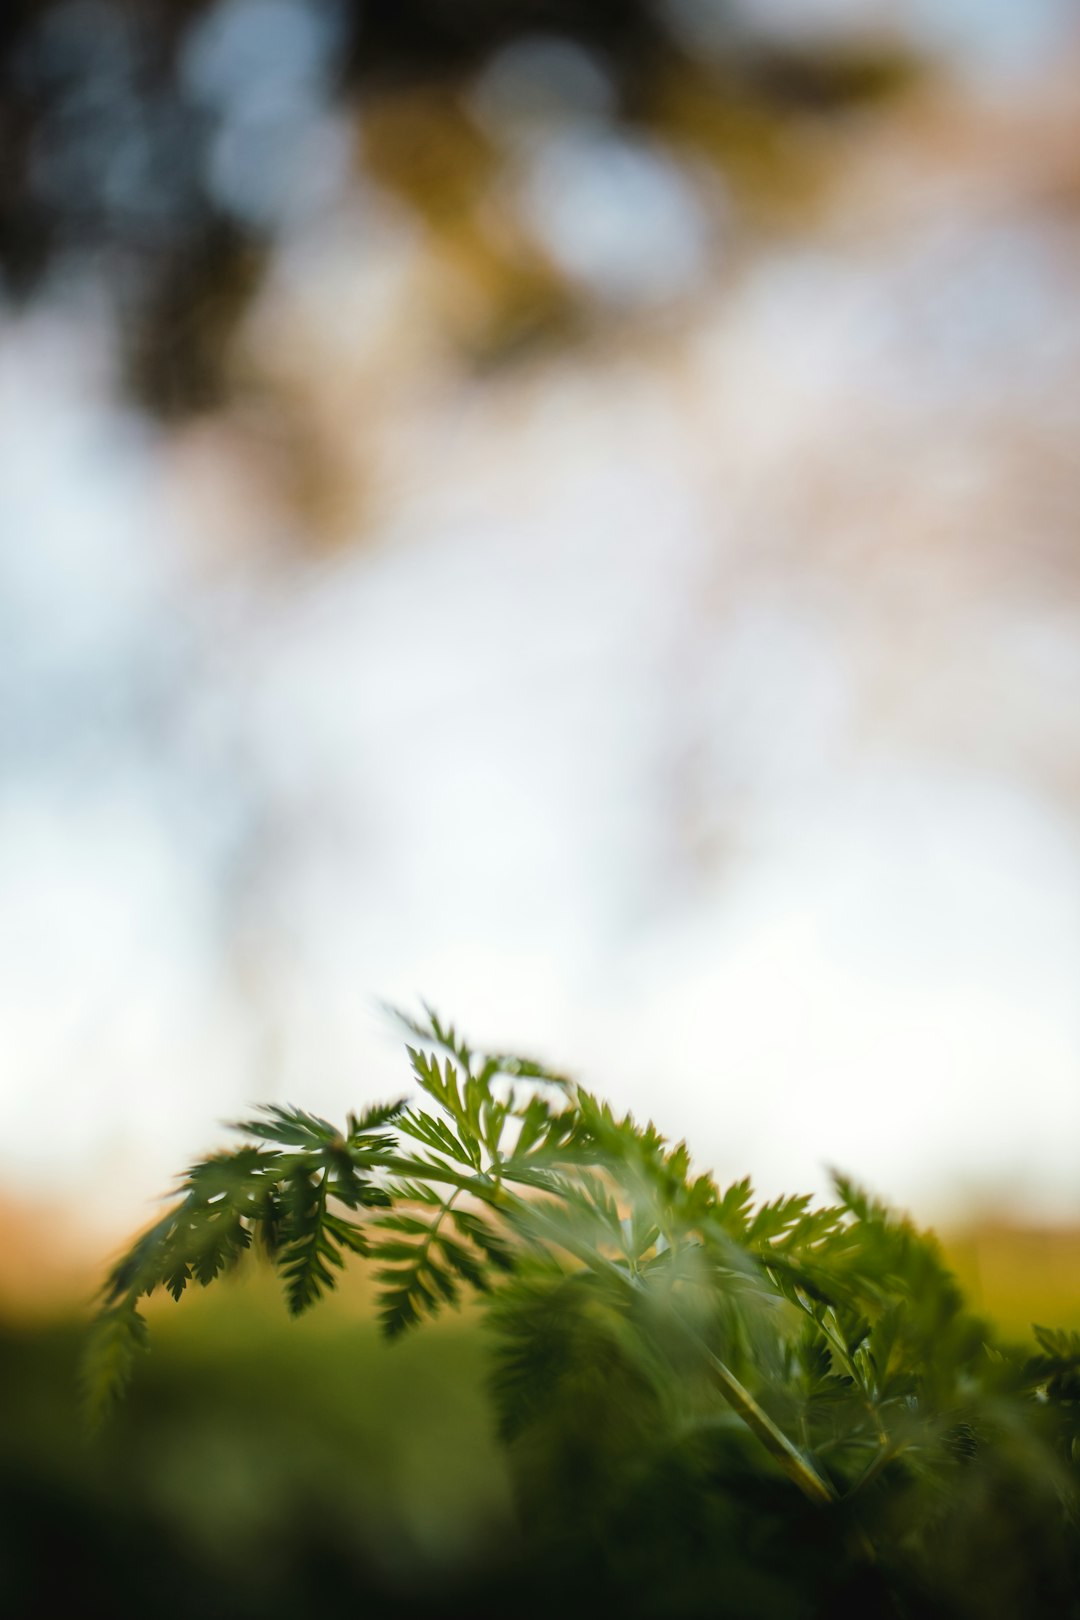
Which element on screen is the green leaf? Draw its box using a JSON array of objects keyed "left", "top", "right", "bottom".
[
  {"left": 450, "top": 1208, "right": 516, "bottom": 1271},
  {"left": 232, "top": 1103, "right": 343, "bottom": 1149},
  {"left": 1033, "top": 1324, "right": 1080, "bottom": 1361},
  {"left": 347, "top": 1098, "right": 408, "bottom": 1138},
  {"left": 82, "top": 1302, "right": 149, "bottom": 1432},
  {"left": 274, "top": 1170, "right": 368, "bottom": 1315},
  {"left": 399, "top": 1108, "right": 478, "bottom": 1167}
]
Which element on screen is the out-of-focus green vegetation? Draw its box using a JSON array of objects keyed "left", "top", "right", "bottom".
[
  {"left": 5, "top": 1225, "right": 1080, "bottom": 1616},
  {"left": 6, "top": 1235, "right": 1080, "bottom": 1620},
  {"left": 2, "top": 1278, "right": 514, "bottom": 1618}
]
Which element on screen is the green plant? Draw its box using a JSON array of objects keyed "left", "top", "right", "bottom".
[{"left": 87, "top": 1009, "right": 1080, "bottom": 1617}]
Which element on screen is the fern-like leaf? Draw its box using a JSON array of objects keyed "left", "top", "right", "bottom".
[{"left": 82, "top": 1301, "right": 149, "bottom": 1432}]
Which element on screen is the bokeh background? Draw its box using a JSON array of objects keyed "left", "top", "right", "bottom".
[
  {"left": 4, "top": 3, "right": 1080, "bottom": 1612},
  {"left": 3, "top": 0, "right": 1080, "bottom": 1289}
]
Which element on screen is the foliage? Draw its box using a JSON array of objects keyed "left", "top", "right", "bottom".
[
  {"left": 1, "top": 2, "right": 919, "bottom": 417},
  {"left": 3, "top": 1308, "right": 507, "bottom": 1620},
  {"left": 86, "top": 1008, "right": 1080, "bottom": 1616}
]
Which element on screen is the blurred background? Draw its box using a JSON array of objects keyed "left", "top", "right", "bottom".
[
  {"left": 3, "top": 1, "right": 1080, "bottom": 1608},
  {"left": 4, "top": 0, "right": 1080, "bottom": 1251}
]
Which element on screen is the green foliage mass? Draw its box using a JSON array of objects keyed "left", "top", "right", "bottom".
[{"left": 86, "top": 1009, "right": 1080, "bottom": 1617}]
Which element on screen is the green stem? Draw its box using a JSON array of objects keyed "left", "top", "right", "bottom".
[
  {"left": 387, "top": 1136, "right": 838, "bottom": 1508},
  {"left": 681, "top": 1328, "right": 838, "bottom": 1506},
  {"left": 845, "top": 1434, "right": 905, "bottom": 1500},
  {"left": 413, "top": 1187, "right": 463, "bottom": 1274},
  {"left": 479, "top": 1180, "right": 838, "bottom": 1507}
]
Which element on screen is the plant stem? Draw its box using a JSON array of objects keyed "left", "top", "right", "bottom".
[
  {"left": 683, "top": 1327, "right": 838, "bottom": 1505},
  {"left": 486, "top": 1179, "right": 839, "bottom": 1507}
]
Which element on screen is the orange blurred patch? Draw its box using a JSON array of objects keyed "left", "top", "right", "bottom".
[{"left": 0, "top": 1196, "right": 105, "bottom": 1316}]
